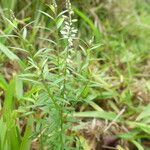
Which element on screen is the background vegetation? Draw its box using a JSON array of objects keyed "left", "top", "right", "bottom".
[{"left": 0, "top": 0, "right": 150, "bottom": 149}]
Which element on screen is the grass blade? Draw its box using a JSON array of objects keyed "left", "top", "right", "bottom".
[
  {"left": 72, "top": 111, "right": 120, "bottom": 121},
  {"left": 0, "top": 43, "right": 19, "bottom": 60}
]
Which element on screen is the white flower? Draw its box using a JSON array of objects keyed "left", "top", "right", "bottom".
[{"left": 60, "top": 0, "right": 78, "bottom": 48}]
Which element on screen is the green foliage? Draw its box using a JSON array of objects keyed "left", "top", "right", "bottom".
[
  {"left": 0, "top": 0, "right": 150, "bottom": 149},
  {"left": 0, "top": 78, "right": 32, "bottom": 150}
]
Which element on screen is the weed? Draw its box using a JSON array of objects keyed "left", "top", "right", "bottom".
[{"left": 0, "top": 0, "right": 150, "bottom": 150}]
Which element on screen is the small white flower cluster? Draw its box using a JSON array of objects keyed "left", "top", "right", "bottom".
[
  {"left": 60, "top": 0, "right": 78, "bottom": 47},
  {"left": 52, "top": 0, "right": 57, "bottom": 8}
]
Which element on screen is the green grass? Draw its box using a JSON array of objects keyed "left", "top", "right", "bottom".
[{"left": 0, "top": 0, "right": 150, "bottom": 149}]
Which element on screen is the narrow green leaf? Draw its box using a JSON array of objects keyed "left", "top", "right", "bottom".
[
  {"left": 3, "top": 79, "right": 20, "bottom": 150},
  {"left": 136, "top": 103, "right": 150, "bottom": 121},
  {"left": 73, "top": 7, "right": 101, "bottom": 40},
  {"left": 3, "top": 79, "right": 15, "bottom": 113},
  {"left": 19, "top": 117, "right": 33, "bottom": 150},
  {"left": 0, "top": 75, "right": 8, "bottom": 91},
  {"left": 0, "top": 119, "right": 7, "bottom": 150},
  {"left": 97, "top": 91, "right": 118, "bottom": 99},
  {"left": 15, "top": 76, "right": 23, "bottom": 99},
  {"left": 131, "top": 140, "right": 144, "bottom": 150},
  {"left": 128, "top": 122, "right": 150, "bottom": 134},
  {"left": 1, "top": 0, "right": 17, "bottom": 10},
  {"left": 0, "top": 43, "right": 19, "bottom": 60},
  {"left": 56, "top": 17, "right": 64, "bottom": 29},
  {"left": 73, "top": 111, "right": 119, "bottom": 121},
  {"left": 38, "top": 10, "right": 54, "bottom": 20}
]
